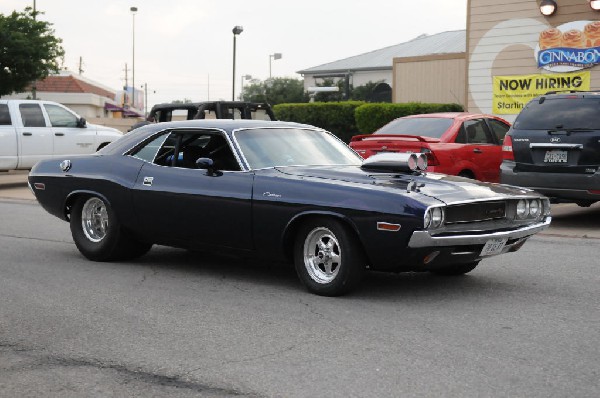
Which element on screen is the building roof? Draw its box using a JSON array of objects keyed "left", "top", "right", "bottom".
[
  {"left": 33, "top": 71, "right": 116, "bottom": 99},
  {"left": 297, "top": 30, "right": 466, "bottom": 75}
]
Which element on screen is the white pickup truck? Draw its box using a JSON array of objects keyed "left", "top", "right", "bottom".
[{"left": 1, "top": 99, "right": 123, "bottom": 171}]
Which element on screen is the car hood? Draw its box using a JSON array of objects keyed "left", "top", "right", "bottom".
[
  {"left": 87, "top": 123, "right": 123, "bottom": 136},
  {"left": 275, "top": 166, "right": 537, "bottom": 204}
]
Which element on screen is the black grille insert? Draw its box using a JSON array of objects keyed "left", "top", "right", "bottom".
[{"left": 445, "top": 201, "right": 506, "bottom": 224}]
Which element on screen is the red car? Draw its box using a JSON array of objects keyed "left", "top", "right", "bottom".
[{"left": 350, "top": 113, "right": 511, "bottom": 182}]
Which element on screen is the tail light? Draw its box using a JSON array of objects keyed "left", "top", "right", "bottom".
[
  {"left": 420, "top": 148, "right": 440, "bottom": 166},
  {"left": 502, "top": 134, "right": 514, "bottom": 161}
]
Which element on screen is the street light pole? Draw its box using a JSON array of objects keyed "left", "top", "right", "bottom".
[
  {"left": 269, "top": 53, "right": 282, "bottom": 78},
  {"left": 232, "top": 26, "right": 243, "bottom": 101},
  {"left": 130, "top": 6, "right": 138, "bottom": 111}
]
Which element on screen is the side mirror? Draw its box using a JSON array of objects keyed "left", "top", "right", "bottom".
[
  {"left": 196, "top": 157, "right": 214, "bottom": 170},
  {"left": 77, "top": 117, "right": 87, "bottom": 128}
]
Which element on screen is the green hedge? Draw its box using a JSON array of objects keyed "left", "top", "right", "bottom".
[
  {"left": 354, "top": 102, "right": 464, "bottom": 134},
  {"left": 273, "top": 101, "right": 365, "bottom": 143},
  {"left": 273, "top": 101, "right": 464, "bottom": 142}
]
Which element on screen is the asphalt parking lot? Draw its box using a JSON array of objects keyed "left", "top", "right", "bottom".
[
  {"left": 3, "top": 169, "right": 598, "bottom": 239},
  {"left": 1, "top": 169, "right": 599, "bottom": 397}
]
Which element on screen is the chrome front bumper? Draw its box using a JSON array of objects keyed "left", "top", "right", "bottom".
[{"left": 407, "top": 217, "right": 552, "bottom": 248}]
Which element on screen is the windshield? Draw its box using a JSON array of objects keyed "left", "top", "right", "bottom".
[
  {"left": 514, "top": 98, "right": 600, "bottom": 130},
  {"left": 375, "top": 117, "right": 454, "bottom": 138},
  {"left": 234, "top": 128, "right": 362, "bottom": 169}
]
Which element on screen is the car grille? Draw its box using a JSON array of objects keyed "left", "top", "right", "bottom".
[{"left": 445, "top": 201, "right": 506, "bottom": 224}]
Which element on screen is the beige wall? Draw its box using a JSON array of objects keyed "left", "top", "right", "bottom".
[
  {"left": 393, "top": 54, "right": 466, "bottom": 105},
  {"left": 467, "top": 0, "right": 600, "bottom": 121}
]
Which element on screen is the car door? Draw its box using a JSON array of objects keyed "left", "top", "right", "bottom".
[
  {"left": 15, "top": 103, "right": 54, "bottom": 168},
  {"left": 43, "top": 103, "right": 96, "bottom": 155},
  {"left": 457, "top": 118, "right": 501, "bottom": 182},
  {"left": 130, "top": 129, "right": 254, "bottom": 250},
  {"left": 0, "top": 103, "right": 18, "bottom": 170}
]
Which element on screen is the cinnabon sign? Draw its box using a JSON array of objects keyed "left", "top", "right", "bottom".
[{"left": 536, "top": 21, "right": 600, "bottom": 72}]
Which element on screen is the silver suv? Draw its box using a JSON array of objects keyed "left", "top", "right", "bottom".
[{"left": 500, "top": 91, "right": 600, "bottom": 207}]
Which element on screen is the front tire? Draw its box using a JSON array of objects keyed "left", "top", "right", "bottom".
[
  {"left": 430, "top": 261, "right": 479, "bottom": 276},
  {"left": 294, "top": 218, "right": 366, "bottom": 296},
  {"left": 70, "top": 195, "right": 151, "bottom": 261}
]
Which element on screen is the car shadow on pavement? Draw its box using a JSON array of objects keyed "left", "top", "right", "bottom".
[{"left": 108, "top": 245, "right": 515, "bottom": 300}]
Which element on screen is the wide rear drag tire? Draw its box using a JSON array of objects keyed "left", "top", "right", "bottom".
[
  {"left": 70, "top": 195, "right": 152, "bottom": 261},
  {"left": 294, "top": 217, "right": 366, "bottom": 296}
]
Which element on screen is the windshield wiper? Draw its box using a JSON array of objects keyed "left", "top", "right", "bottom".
[
  {"left": 547, "top": 127, "right": 593, "bottom": 134},
  {"left": 566, "top": 128, "right": 594, "bottom": 132}
]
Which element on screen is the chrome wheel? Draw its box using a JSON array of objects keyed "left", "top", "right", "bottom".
[
  {"left": 303, "top": 227, "right": 342, "bottom": 284},
  {"left": 81, "top": 197, "right": 108, "bottom": 243}
]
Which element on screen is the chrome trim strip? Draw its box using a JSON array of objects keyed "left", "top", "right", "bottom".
[
  {"left": 436, "top": 194, "right": 544, "bottom": 207},
  {"left": 529, "top": 143, "right": 583, "bottom": 149},
  {"left": 407, "top": 217, "right": 551, "bottom": 248}
]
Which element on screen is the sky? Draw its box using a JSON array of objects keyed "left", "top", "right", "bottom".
[{"left": 1, "top": 0, "right": 467, "bottom": 109}]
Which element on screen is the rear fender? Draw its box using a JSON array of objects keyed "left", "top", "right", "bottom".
[{"left": 64, "top": 190, "right": 112, "bottom": 221}]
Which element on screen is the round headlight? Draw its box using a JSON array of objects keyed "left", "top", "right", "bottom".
[
  {"left": 431, "top": 207, "right": 444, "bottom": 228},
  {"left": 529, "top": 199, "right": 541, "bottom": 218},
  {"left": 516, "top": 199, "right": 529, "bottom": 219},
  {"left": 424, "top": 209, "right": 432, "bottom": 228}
]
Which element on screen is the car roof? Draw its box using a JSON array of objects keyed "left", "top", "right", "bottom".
[
  {"left": 150, "top": 101, "right": 271, "bottom": 111},
  {"left": 534, "top": 91, "right": 600, "bottom": 100},
  {"left": 100, "top": 119, "right": 319, "bottom": 155},
  {"left": 402, "top": 112, "right": 501, "bottom": 120}
]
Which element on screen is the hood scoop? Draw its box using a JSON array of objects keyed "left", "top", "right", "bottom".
[{"left": 361, "top": 152, "right": 428, "bottom": 173}]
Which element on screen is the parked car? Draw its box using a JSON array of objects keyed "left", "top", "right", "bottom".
[
  {"left": 29, "top": 120, "right": 550, "bottom": 296},
  {"left": 500, "top": 91, "right": 600, "bottom": 207},
  {"left": 129, "top": 101, "right": 276, "bottom": 131},
  {"left": 0, "top": 100, "right": 122, "bottom": 172},
  {"left": 350, "top": 113, "right": 511, "bottom": 182}
]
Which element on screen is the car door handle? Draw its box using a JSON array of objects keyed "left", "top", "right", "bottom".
[
  {"left": 55, "top": 132, "right": 64, "bottom": 136},
  {"left": 473, "top": 148, "right": 482, "bottom": 154},
  {"left": 23, "top": 132, "right": 32, "bottom": 136}
]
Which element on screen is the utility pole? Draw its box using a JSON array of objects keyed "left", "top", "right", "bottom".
[
  {"left": 32, "top": 0, "right": 37, "bottom": 99},
  {"left": 78, "top": 57, "right": 84, "bottom": 75}
]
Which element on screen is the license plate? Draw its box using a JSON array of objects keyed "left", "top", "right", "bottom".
[
  {"left": 480, "top": 238, "right": 508, "bottom": 256},
  {"left": 544, "top": 150, "right": 568, "bottom": 163}
]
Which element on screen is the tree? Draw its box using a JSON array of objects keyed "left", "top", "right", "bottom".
[
  {"left": 241, "top": 77, "right": 307, "bottom": 105},
  {"left": 0, "top": 7, "right": 64, "bottom": 97}
]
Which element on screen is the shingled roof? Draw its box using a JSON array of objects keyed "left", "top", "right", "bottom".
[
  {"left": 33, "top": 73, "right": 115, "bottom": 99},
  {"left": 297, "top": 30, "right": 466, "bottom": 75}
]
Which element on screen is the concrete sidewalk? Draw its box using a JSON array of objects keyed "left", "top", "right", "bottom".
[{"left": 0, "top": 170, "right": 35, "bottom": 201}]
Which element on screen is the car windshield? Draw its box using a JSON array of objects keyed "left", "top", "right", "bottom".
[
  {"left": 514, "top": 98, "right": 600, "bottom": 130},
  {"left": 234, "top": 128, "right": 362, "bottom": 169},
  {"left": 375, "top": 117, "right": 454, "bottom": 138}
]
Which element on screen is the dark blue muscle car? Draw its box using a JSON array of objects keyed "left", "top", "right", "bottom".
[{"left": 28, "top": 120, "right": 551, "bottom": 296}]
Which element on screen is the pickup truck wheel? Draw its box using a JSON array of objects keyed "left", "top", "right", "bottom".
[
  {"left": 70, "top": 195, "right": 151, "bottom": 261},
  {"left": 294, "top": 218, "right": 365, "bottom": 296},
  {"left": 430, "top": 261, "right": 479, "bottom": 276}
]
